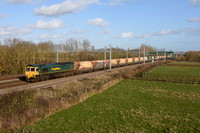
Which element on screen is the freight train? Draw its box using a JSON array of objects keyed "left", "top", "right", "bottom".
[{"left": 25, "top": 56, "right": 164, "bottom": 82}]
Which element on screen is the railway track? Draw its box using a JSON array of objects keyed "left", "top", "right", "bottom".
[
  {"left": 0, "top": 62, "right": 155, "bottom": 95},
  {"left": 0, "top": 74, "right": 25, "bottom": 81},
  {"left": 0, "top": 74, "right": 28, "bottom": 89}
]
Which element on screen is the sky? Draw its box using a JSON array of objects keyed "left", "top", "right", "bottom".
[{"left": 0, "top": 0, "right": 200, "bottom": 51}]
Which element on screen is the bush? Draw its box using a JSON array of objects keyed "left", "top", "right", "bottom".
[
  {"left": 177, "top": 56, "right": 185, "bottom": 61},
  {"left": 184, "top": 51, "right": 200, "bottom": 62}
]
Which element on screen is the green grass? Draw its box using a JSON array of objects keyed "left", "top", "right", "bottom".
[
  {"left": 23, "top": 80, "right": 200, "bottom": 132},
  {"left": 170, "top": 62, "right": 200, "bottom": 66},
  {"left": 149, "top": 66, "right": 200, "bottom": 76},
  {"left": 145, "top": 66, "right": 200, "bottom": 83}
]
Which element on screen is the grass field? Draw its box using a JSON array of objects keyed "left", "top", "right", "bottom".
[
  {"left": 145, "top": 66, "right": 200, "bottom": 83},
  {"left": 148, "top": 66, "right": 200, "bottom": 76},
  {"left": 170, "top": 62, "right": 200, "bottom": 65},
  {"left": 23, "top": 80, "right": 200, "bottom": 132}
]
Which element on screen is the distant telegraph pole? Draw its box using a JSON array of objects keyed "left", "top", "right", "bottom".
[
  {"left": 104, "top": 46, "right": 106, "bottom": 60},
  {"left": 144, "top": 47, "right": 145, "bottom": 64},
  {"left": 157, "top": 50, "right": 158, "bottom": 61},
  {"left": 164, "top": 50, "right": 166, "bottom": 61},
  {"left": 139, "top": 49, "right": 140, "bottom": 58},
  {"left": 109, "top": 44, "right": 112, "bottom": 72},
  {"left": 126, "top": 48, "right": 128, "bottom": 58},
  {"left": 57, "top": 45, "right": 59, "bottom": 63}
]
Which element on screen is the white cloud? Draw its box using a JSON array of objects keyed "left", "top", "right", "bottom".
[
  {"left": 69, "top": 29, "right": 88, "bottom": 34},
  {"left": 0, "top": 14, "right": 10, "bottom": 19},
  {"left": 184, "top": 27, "right": 200, "bottom": 35},
  {"left": 187, "top": 18, "right": 200, "bottom": 22},
  {"left": 135, "top": 29, "right": 180, "bottom": 38},
  {"left": 34, "top": 0, "right": 99, "bottom": 17},
  {"left": 99, "top": 29, "right": 111, "bottom": 34},
  {"left": 77, "top": 35, "right": 88, "bottom": 39},
  {"left": 135, "top": 27, "right": 200, "bottom": 38},
  {"left": 120, "top": 32, "right": 133, "bottom": 38},
  {"left": 6, "top": 0, "right": 32, "bottom": 4},
  {"left": 36, "top": 19, "right": 64, "bottom": 29},
  {"left": 38, "top": 33, "right": 60, "bottom": 40},
  {"left": 86, "top": 18, "right": 108, "bottom": 27},
  {"left": 189, "top": 0, "right": 200, "bottom": 6},
  {"left": 156, "top": 30, "right": 178, "bottom": 36},
  {"left": 112, "top": 32, "right": 133, "bottom": 38},
  {"left": 0, "top": 25, "right": 32, "bottom": 37},
  {"left": 109, "top": 0, "right": 135, "bottom": 6},
  {"left": 135, "top": 33, "right": 152, "bottom": 38}
]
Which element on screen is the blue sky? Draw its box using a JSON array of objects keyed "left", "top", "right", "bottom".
[{"left": 0, "top": 0, "right": 200, "bottom": 51}]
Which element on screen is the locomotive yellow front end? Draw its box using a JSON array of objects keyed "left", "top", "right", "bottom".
[{"left": 25, "top": 65, "right": 39, "bottom": 81}]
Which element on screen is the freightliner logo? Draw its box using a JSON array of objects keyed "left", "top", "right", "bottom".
[{"left": 51, "top": 68, "right": 61, "bottom": 70}]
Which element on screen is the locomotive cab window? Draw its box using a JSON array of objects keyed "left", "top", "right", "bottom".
[
  {"left": 31, "top": 68, "right": 35, "bottom": 72},
  {"left": 36, "top": 68, "right": 39, "bottom": 71},
  {"left": 26, "top": 68, "right": 30, "bottom": 71}
]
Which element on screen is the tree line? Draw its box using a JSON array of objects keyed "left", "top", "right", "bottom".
[
  {"left": 176, "top": 51, "right": 200, "bottom": 62},
  {"left": 184, "top": 51, "right": 200, "bottom": 62},
  {"left": 0, "top": 38, "right": 157, "bottom": 74}
]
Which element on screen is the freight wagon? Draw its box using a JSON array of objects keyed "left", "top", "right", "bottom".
[
  {"left": 127, "top": 58, "right": 134, "bottom": 65},
  {"left": 92, "top": 60, "right": 107, "bottom": 71},
  {"left": 110, "top": 59, "right": 119, "bottom": 67},
  {"left": 78, "top": 61, "right": 93, "bottom": 73},
  {"left": 134, "top": 57, "right": 140, "bottom": 63},
  {"left": 119, "top": 58, "right": 128, "bottom": 66}
]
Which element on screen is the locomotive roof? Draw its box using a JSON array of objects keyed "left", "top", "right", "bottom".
[{"left": 26, "top": 62, "right": 74, "bottom": 67}]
